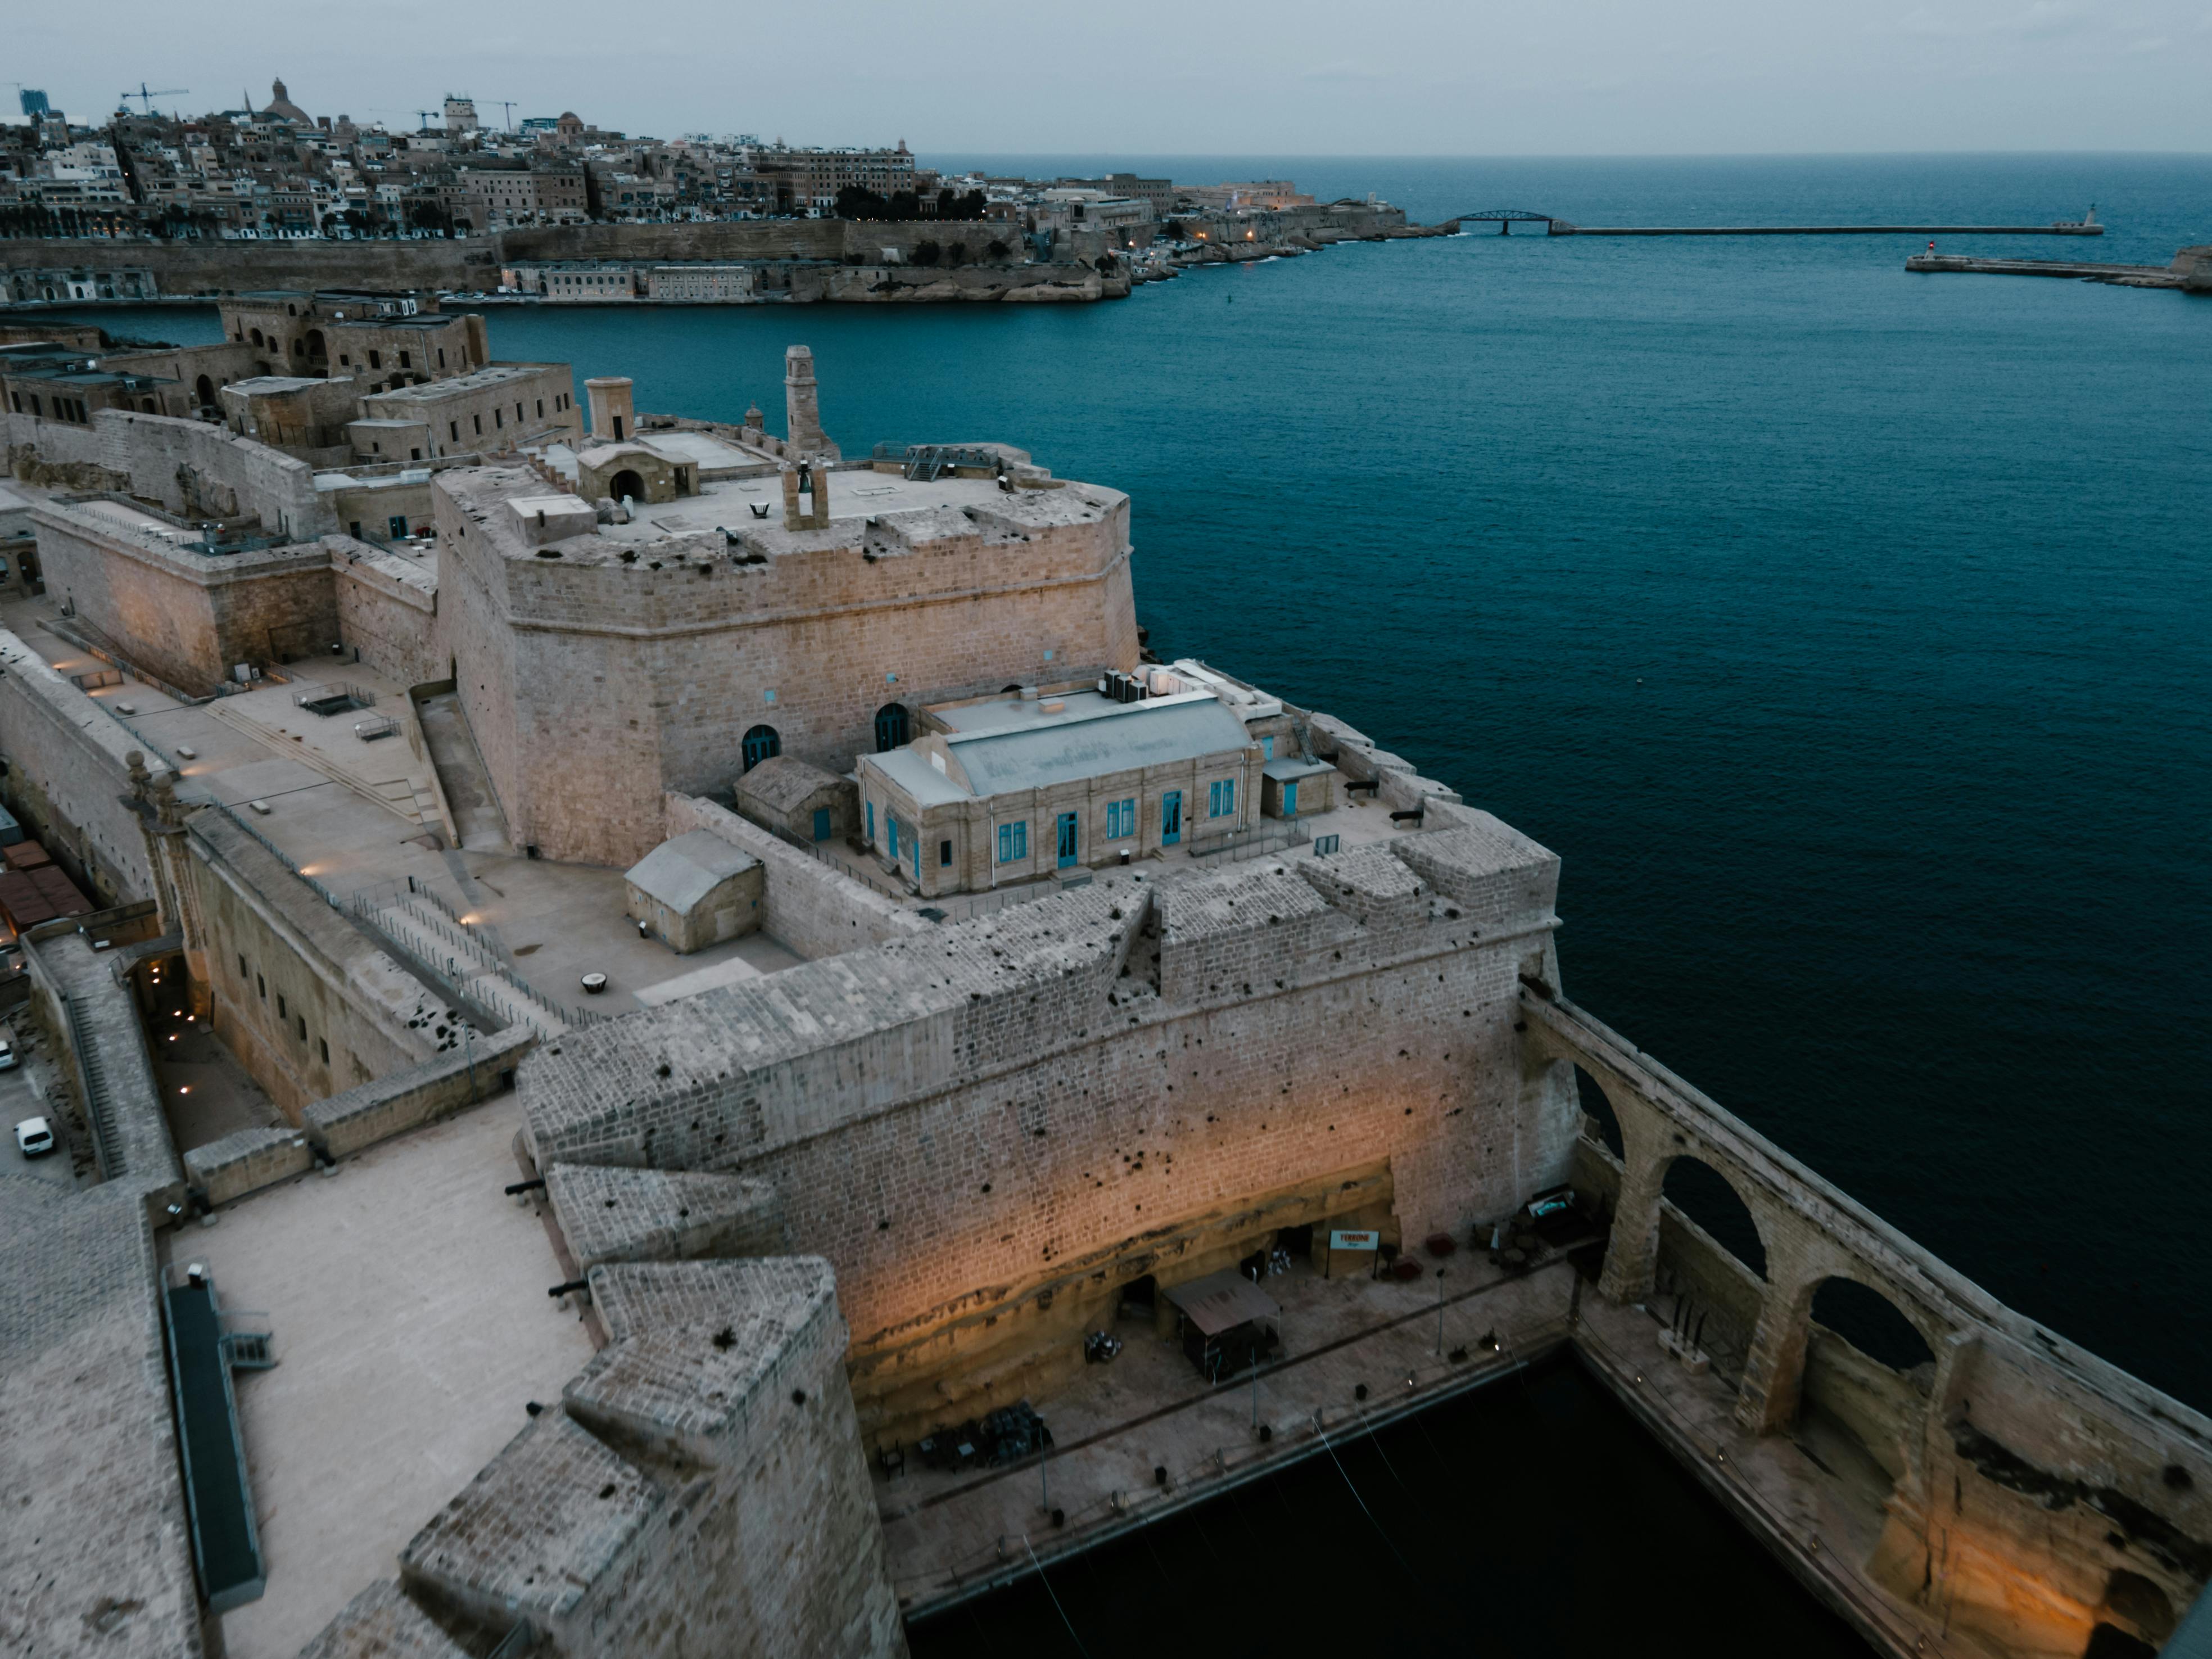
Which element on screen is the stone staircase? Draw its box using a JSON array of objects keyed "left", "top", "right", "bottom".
[{"left": 356, "top": 889, "right": 569, "bottom": 1039}]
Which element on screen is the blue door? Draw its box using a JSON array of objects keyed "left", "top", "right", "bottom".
[
  {"left": 886, "top": 816, "right": 900, "bottom": 862},
  {"left": 911, "top": 831, "right": 922, "bottom": 882},
  {"left": 1282, "top": 780, "right": 1298, "bottom": 818},
  {"left": 1161, "top": 791, "right": 1182, "bottom": 846},
  {"left": 1056, "top": 811, "right": 1079, "bottom": 869},
  {"left": 812, "top": 807, "right": 831, "bottom": 842}
]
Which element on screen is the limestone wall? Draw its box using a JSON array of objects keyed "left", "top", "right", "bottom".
[
  {"left": 184, "top": 810, "right": 453, "bottom": 1118},
  {"left": 431, "top": 463, "right": 1139, "bottom": 866},
  {"left": 0, "top": 234, "right": 496, "bottom": 294},
  {"left": 332, "top": 542, "right": 440, "bottom": 685},
  {"left": 666, "top": 794, "right": 924, "bottom": 958},
  {"left": 33, "top": 504, "right": 342, "bottom": 694},
  {"left": 97, "top": 409, "right": 336, "bottom": 538},
  {"left": 519, "top": 816, "right": 1571, "bottom": 1443},
  {"left": 0, "top": 626, "right": 165, "bottom": 906},
  {"left": 183, "top": 1121, "right": 315, "bottom": 1206},
  {"left": 304, "top": 1025, "right": 537, "bottom": 1160},
  {"left": 387, "top": 1257, "right": 904, "bottom": 1657}
]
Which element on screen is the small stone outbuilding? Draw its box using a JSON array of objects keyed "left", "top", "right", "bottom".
[
  {"left": 575, "top": 441, "right": 693, "bottom": 508},
  {"left": 622, "top": 830, "right": 762, "bottom": 954},
  {"left": 1261, "top": 756, "right": 1337, "bottom": 819},
  {"left": 732, "top": 753, "right": 855, "bottom": 845}
]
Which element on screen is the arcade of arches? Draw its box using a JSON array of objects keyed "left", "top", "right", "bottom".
[{"left": 1523, "top": 987, "right": 2209, "bottom": 1659}]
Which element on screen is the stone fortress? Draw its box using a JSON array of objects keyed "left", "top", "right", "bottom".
[{"left": 0, "top": 304, "right": 2208, "bottom": 1659}]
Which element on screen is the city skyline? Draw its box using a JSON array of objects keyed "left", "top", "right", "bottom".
[{"left": 12, "top": 0, "right": 2212, "bottom": 156}]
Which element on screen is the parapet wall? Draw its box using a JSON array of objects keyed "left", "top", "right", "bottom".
[
  {"left": 379, "top": 1256, "right": 903, "bottom": 1657},
  {"left": 0, "top": 626, "right": 165, "bottom": 906},
  {"left": 97, "top": 408, "right": 336, "bottom": 539},
  {"left": 302, "top": 1024, "right": 537, "bottom": 1160}
]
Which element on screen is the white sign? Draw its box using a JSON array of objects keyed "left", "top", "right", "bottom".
[{"left": 1329, "top": 1230, "right": 1379, "bottom": 1252}]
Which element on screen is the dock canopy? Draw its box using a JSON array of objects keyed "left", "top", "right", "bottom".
[{"left": 1164, "top": 1268, "right": 1282, "bottom": 1337}]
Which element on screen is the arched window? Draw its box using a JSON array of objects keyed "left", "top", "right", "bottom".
[
  {"left": 249, "top": 328, "right": 264, "bottom": 347},
  {"left": 741, "top": 725, "right": 781, "bottom": 772},
  {"left": 874, "top": 702, "right": 910, "bottom": 752}
]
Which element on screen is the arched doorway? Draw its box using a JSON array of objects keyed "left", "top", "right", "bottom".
[
  {"left": 249, "top": 328, "right": 264, "bottom": 347},
  {"left": 304, "top": 328, "right": 326, "bottom": 364},
  {"left": 874, "top": 702, "right": 910, "bottom": 752},
  {"left": 194, "top": 374, "right": 215, "bottom": 409},
  {"left": 741, "top": 725, "right": 781, "bottom": 772},
  {"left": 610, "top": 468, "right": 645, "bottom": 502}
]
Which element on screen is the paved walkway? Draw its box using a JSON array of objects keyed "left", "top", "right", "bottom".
[{"left": 882, "top": 1254, "right": 1578, "bottom": 1615}]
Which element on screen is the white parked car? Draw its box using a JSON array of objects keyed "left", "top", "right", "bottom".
[
  {"left": 14, "top": 1116, "right": 54, "bottom": 1159},
  {"left": 0, "top": 1033, "right": 17, "bottom": 1070}
]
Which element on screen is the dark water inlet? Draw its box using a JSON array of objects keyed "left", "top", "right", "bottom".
[{"left": 904, "top": 1354, "right": 1871, "bottom": 1658}]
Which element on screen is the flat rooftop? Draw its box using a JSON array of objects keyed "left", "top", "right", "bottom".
[
  {"left": 172, "top": 1090, "right": 596, "bottom": 1659},
  {"left": 0, "top": 595, "right": 805, "bottom": 1022},
  {"left": 361, "top": 362, "right": 560, "bottom": 406}
]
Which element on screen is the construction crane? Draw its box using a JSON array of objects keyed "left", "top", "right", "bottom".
[
  {"left": 120, "top": 83, "right": 187, "bottom": 116},
  {"left": 497, "top": 100, "right": 517, "bottom": 132},
  {"left": 416, "top": 109, "right": 438, "bottom": 132}
]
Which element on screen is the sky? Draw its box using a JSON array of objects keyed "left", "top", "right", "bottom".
[{"left": 19, "top": 0, "right": 2212, "bottom": 155}]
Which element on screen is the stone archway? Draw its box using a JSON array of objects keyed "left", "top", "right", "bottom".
[
  {"left": 194, "top": 374, "right": 215, "bottom": 410},
  {"left": 610, "top": 468, "right": 645, "bottom": 503}
]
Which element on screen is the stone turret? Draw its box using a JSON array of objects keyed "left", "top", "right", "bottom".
[
  {"left": 585, "top": 376, "right": 634, "bottom": 443},
  {"left": 783, "top": 346, "right": 826, "bottom": 457}
]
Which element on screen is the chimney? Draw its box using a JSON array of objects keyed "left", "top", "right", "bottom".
[
  {"left": 784, "top": 345, "right": 826, "bottom": 456},
  {"left": 584, "top": 376, "right": 634, "bottom": 443}
]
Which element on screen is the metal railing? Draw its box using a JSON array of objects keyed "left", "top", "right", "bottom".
[
  {"left": 347, "top": 875, "right": 603, "bottom": 1030},
  {"left": 1186, "top": 820, "right": 1312, "bottom": 863}
]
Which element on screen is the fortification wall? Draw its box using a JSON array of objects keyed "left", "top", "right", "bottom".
[
  {"left": 32, "top": 504, "right": 342, "bottom": 693},
  {"left": 98, "top": 409, "right": 335, "bottom": 538},
  {"left": 4, "top": 410, "right": 120, "bottom": 486},
  {"left": 380, "top": 1256, "right": 902, "bottom": 1658},
  {"left": 666, "top": 794, "right": 924, "bottom": 957},
  {"left": 520, "top": 819, "right": 1572, "bottom": 1443},
  {"left": 183, "top": 810, "right": 453, "bottom": 1118},
  {"left": 0, "top": 626, "right": 164, "bottom": 905},
  {"left": 332, "top": 544, "right": 440, "bottom": 685},
  {"left": 431, "top": 464, "right": 1139, "bottom": 866},
  {"left": 0, "top": 235, "right": 496, "bottom": 293}
]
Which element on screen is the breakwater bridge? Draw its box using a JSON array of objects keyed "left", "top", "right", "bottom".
[{"left": 1448, "top": 208, "right": 2106, "bottom": 237}]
